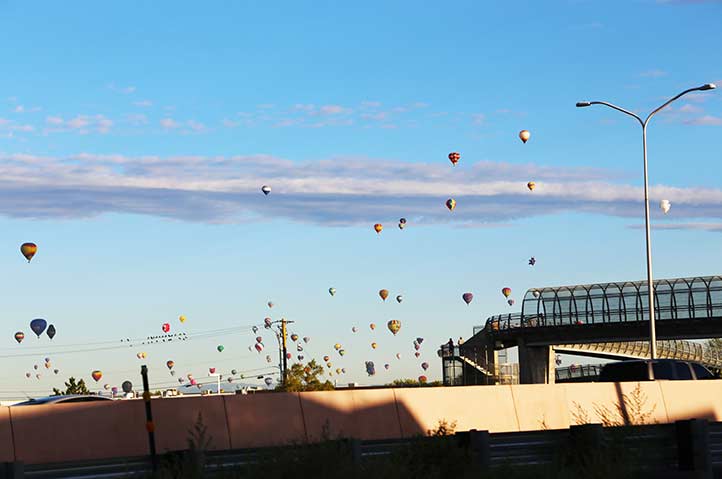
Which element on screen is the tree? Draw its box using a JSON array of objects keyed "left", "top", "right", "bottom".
[
  {"left": 387, "top": 378, "right": 443, "bottom": 388},
  {"left": 276, "top": 360, "right": 334, "bottom": 392},
  {"left": 52, "top": 377, "right": 91, "bottom": 396}
]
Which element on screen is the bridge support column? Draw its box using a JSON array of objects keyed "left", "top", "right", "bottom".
[{"left": 518, "top": 340, "right": 554, "bottom": 384}]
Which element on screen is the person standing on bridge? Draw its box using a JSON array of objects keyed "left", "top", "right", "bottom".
[{"left": 447, "top": 338, "right": 454, "bottom": 356}]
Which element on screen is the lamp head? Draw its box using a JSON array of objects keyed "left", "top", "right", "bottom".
[
  {"left": 699, "top": 83, "right": 716, "bottom": 91},
  {"left": 576, "top": 101, "right": 592, "bottom": 107}
]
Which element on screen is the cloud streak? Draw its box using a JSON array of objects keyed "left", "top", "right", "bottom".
[{"left": 0, "top": 153, "right": 721, "bottom": 228}]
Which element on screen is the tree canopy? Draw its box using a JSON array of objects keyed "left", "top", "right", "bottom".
[
  {"left": 52, "top": 377, "right": 91, "bottom": 396},
  {"left": 276, "top": 360, "right": 334, "bottom": 392}
]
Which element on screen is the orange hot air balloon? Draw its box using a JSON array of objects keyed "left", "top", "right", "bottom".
[
  {"left": 371, "top": 342, "right": 378, "bottom": 349},
  {"left": 370, "top": 323, "right": 376, "bottom": 330},
  {"left": 502, "top": 287, "right": 512, "bottom": 298},
  {"left": 20, "top": 243, "right": 37, "bottom": 262},
  {"left": 519, "top": 130, "right": 531, "bottom": 143},
  {"left": 448, "top": 152, "right": 460, "bottom": 166},
  {"left": 527, "top": 181, "right": 536, "bottom": 191},
  {"left": 379, "top": 289, "right": 389, "bottom": 301},
  {"left": 387, "top": 319, "right": 401, "bottom": 335},
  {"left": 445, "top": 198, "right": 456, "bottom": 212},
  {"left": 374, "top": 223, "right": 383, "bottom": 234},
  {"left": 91, "top": 370, "right": 103, "bottom": 382}
]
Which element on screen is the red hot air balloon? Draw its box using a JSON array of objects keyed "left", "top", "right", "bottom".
[
  {"left": 14, "top": 332, "right": 24, "bottom": 344},
  {"left": 91, "top": 370, "right": 103, "bottom": 382},
  {"left": 448, "top": 152, "right": 460, "bottom": 166},
  {"left": 462, "top": 293, "right": 473, "bottom": 305},
  {"left": 502, "top": 287, "right": 512, "bottom": 298},
  {"left": 162, "top": 323, "right": 170, "bottom": 333},
  {"left": 209, "top": 368, "right": 216, "bottom": 374},
  {"left": 418, "top": 375, "right": 427, "bottom": 383}
]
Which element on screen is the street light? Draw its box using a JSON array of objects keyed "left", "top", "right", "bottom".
[{"left": 576, "top": 83, "right": 716, "bottom": 359}]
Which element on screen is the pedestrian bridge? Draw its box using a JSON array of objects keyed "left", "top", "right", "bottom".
[{"left": 457, "top": 275, "right": 722, "bottom": 384}]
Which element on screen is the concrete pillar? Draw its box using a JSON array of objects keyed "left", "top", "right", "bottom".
[{"left": 518, "top": 339, "right": 554, "bottom": 384}]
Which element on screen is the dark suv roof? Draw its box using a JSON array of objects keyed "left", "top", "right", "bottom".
[
  {"left": 598, "top": 359, "right": 714, "bottom": 382},
  {"left": 12, "top": 395, "right": 113, "bottom": 406}
]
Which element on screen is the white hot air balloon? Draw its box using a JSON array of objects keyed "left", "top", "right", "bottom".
[
  {"left": 261, "top": 185, "right": 271, "bottom": 195},
  {"left": 660, "top": 200, "right": 671, "bottom": 215}
]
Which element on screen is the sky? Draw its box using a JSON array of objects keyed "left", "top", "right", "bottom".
[{"left": 0, "top": 0, "right": 721, "bottom": 397}]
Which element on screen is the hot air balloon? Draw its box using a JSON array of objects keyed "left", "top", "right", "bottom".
[
  {"left": 20, "top": 243, "right": 37, "bottom": 262},
  {"left": 323, "top": 355, "right": 330, "bottom": 362},
  {"left": 374, "top": 224, "right": 383, "bottom": 234},
  {"left": 415, "top": 352, "right": 421, "bottom": 358},
  {"left": 303, "top": 336, "right": 310, "bottom": 343},
  {"left": 266, "top": 355, "right": 272, "bottom": 363},
  {"left": 341, "top": 368, "right": 346, "bottom": 374},
  {"left": 297, "top": 355, "right": 304, "bottom": 361},
  {"left": 121, "top": 381, "right": 133, "bottom": 393},
  {"left": 416, "top": 337, "right": 424, "bottom": 345},
  {"left": 365, "top": 361, "right": 376, "bottom": 376},
  {"left": 336, "top": 368, "right": 342, "bottom": 374},
  {"left": 256, "top": 336, "right": 263, "bottom": 344},
  {"left": 179, "top": 315, "right": 187, "bottom": 323},
  {"left": 384, "top": 363, "right": 390, "bottom": 370},
  {"left": 209, "top": 367, "right": 216, "bottom": 374},
  {"left": 142, "top": 352, "right": 147, "bottom": 359},
  {"left": 36, "top": 374, "right": 41, "bottom": 380},
  {"left": 170, "top": 370, "right": 176, "bottom": 376},
  {"left": 448, "top": 152, "right": 460, "bottom": 166},
  {"left": 371, "top": 342, "right": 378, "bottom": 349},
  {"left": 396, "top": 353, "right": 401, "bottom": 359},
  {"left": 462, "top": 293, "right": 473, "bottom": 305},
  {"left": 228, "top": 377, "right": 233, "bottom": 383},
  {"left": 162, "top": 323, "right": 170, "bottom": 333},
  {"left": 352, "top": 326, "right": 358, "bottom": 333},
  {"left": 14, "top": 332, "right": 24, "bottom": 344},
  {"left": 527, "top": 181, "right": 536, "bottom": 191},
  {"left": 103, "top": 384, "right": 110, "bottom": 390},
  {"left": 418, "top": 375, "right": 427, "bottom": 383},
  {"left": 502, "top": 287, "right": 512, "bottom": 298},
  {"left": 112, "top": 387, "right": 118, "bottom": 394},
  {"left": 261, "top": 185, "right": 271, "bottom": 195},
  {"left": 532, "top": 290, "right": 541, "bottom": 298},
  {"left": 508, "top": 299, "right": 515, "bottom": 306},
  {"left": 53, "top": 369, "right": 59, "bottom": 375},
  {"left": 445, "top": 198, "right": 456, "bottom": 212},
  {"left": 166, "top": 360, "right": 174, "bottom": 370},
  {"left": 396, "top": 295, "right": 403, "bottom": 303},
  {"left": 25, "top": 373, "right": 31, "bottom": 378},
  {"left": 44, "top": 357, "right": 50, "bottom": 363},
  {"left": 370, "top": 323, "right": 376, "bottom": 330},
  {"left": 91, "top": 370, "right": 103, "bottom": 382},
  {"left": 231, "top": 369, "right": 238, "bottom": 375},
  {"left": 30, "top": 319, "right": 47, "bottom": 338},
  {"left": 334, "top": 343, "right": 341, "bottom": 351},
  {"left": 328, "top": 287, "right": 336, "bottom": 297},
  {"left": 529, "top": 257, "right": 536, "bottom": 266},
  {"left": 267, "top": 301, "right": 274, "bottom": 309},
  {"left": 660, "top": 200, "right": 671, "bottom": 214},
  {"left": 264, "top": 377, "right": 273, "bottom": 386},
  {"left": 44, "top": 362, "right": 51, "bottom": 369},
  {"left": 414, "top": 343, "right": 420, "bottom": 351},
  {"left": 136, "top": 352, "right": 143, "bottom": 359},
  {"left": 264, "top": 317, "right": 272, "bottom": 328},
  {"left": 255, "top": 343, "right": 263, "bottom": 352},
  {"left": 379, "top": 289, "right": 389, "bottom": 301},
  {"left": 217, "top": 345, "right": 224, "bottom": 352},
  {"left": 297, "top": 345, "right": 303, "bottom": 352},
  {"left": 519, "top": 130, "right": 530, "bottom": 143},
  {"left": 339, "top": 349, "right": 346, "bottom": 356},
  {"left": 252, "top": 326, "right": 259, "bottom": 334},
  {"left": 387, "top": 319, "right": 401, "bottom": 335},
  {"left": 398, "top": 218, "right": 407, "bottom": 230},
  {"left": 290, "top": 334, "right": 299, "bottom": 342},
  {"left": 46, "top": 325, "right": 56, "bottom": 340},
  {"left": 421, "top": 362, "right": 429, "bottom": 371},
  {"left": 326, "top": 362, "right": 332, "bottom": 368}
]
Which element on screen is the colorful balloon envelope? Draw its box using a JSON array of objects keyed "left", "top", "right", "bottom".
[
  {"left": 379, "top": 289, "right": 389, "bottom": 301},
  {"left": 418, "top": 375, "right": 427, "bottom": 383},
  {"left": 122, "top": 381, "right": 133, "bottom": 393},
  {"left": 445, "top": 198, "right": 456, "bottom": 212},
  {"left": 326, "top": 362, "right": 332, "bottom": 368},
  {"left": 341, "top": 368, "right": 346, "bottom": 374},
  {"left": 290, "top": 333, "right": 299, "bottom": 342},
  {"left": 527, "top": 181, "right": 536, "bottom": 191},
  {"left": 532, "top": 290, "right": 541, "bottom": 298},
  {"left": 267, "top": 302, "right": 274, "bottom": 309},
  {"left": 415, "top": 352, "right": 421, "bottom": 358},
  {"left": 25, "top": 372, "right": 31, "bottom": 378},
  {"left": 30, "top": 318, "right": 47, "bottom": 338},
  {"left": 252, "top": 326, "right": 259, "bottom": 334},
  {"left": 323, "top": 355, "right": 330, "bottom": 362},
  {"left": 103, "top": 384, "right": 110, "bottom": 390},
  {"left": 264, "top": 317, "right": 272, "bottom": 327},
  {"left": 448, "top": 152, "right": 460, "bottom": 165},
  {"left": 162, "top": 323, "right": 170, "bottom": 333},
  {"left": 660, "top": 199, "right": 671, "bottom": 214},
  {"left": 370, "top": 323, "right": 376, "bottom": 330},
  {"left": 416, "top": 337, "right": 424, "bottom": 345},
  {"left": 20, "top": 242, "right": 37, "bottom": 262},
  {"left": 508, "top": 299, "right": 515, "bottom": 306},
  {"left": 334, "top": 343, "right": 341, "bottom": 350},
  {"left": 297, "top": 345, "right": 303, "bottom": 352},
  {"left": 399, "top": 217, "right": 407, "bottom": 224},
  {"left": 91, "top": 370, "right": 103, "bottom": 382},
  {"left": 339, "top": 349, "right": 346, "bottom": 356},
  {"left": 519, "top": 130, "right": 531, "bottom": 143},
  {"left": 261, "top": 185, "right": 271, "bottom": 195},
  {"left": 166, "top": 361, "right": 174, "bottom": 370},
  {"left": 328, "top": 287, "right": 336, "bottom": 296},
  {"left": 255, "top": 343, "right": 263, "bottom": 352},
  {"left": 303, "top": 336, "right": 310, "bottom": 343},
  {"left": 179, "top": 315, "right": 187, "bottom": 323},
  {"left": 53, "top": 369, "right": 59, "bottom": 374},
  {"left": 231, "top": 369, "right": 238, "bottom": 375},
  {"left": 396, "top": 353, "right": 401, "bottom": 359},
  {"left": 462, "top": 293, "right": 473, "bottom": 305},
  {"left": 384, "top": 363, "right": 390, "bottom": 370},
  {"left": 374, "top": 223, "right": 383, "bottom": 234},
  {"left": 396, "top": 295, "right": 403, "bottom": 303},
  {"left": 217, "top": 345, "right": 224, "bottom": 352},
  {"left": 371, "top": 342, "right": 378, "bottom": 349},
  {"left": 529, "top": 257, "right": 536, "bottom": 266},
  {"left": 414, "top": 343, "right": 420, "bottom": 351},
  {"left": 46, "top": 325, "right": 56, "bottom": 340},
  {"left": 387, "top": 319, "right": 401, "bottom": 335},
  {"left": 264, "top": 377, "right": 273, "bottom": 386},
  {"left": 256, "top": 336, "right": 263, "bottom": 343},
  {"left": 209, "top": 367, "right": 216, "bottom": 374},
  {"left": 297, "top": 355, "right": 304, "bottom": 361},
  {"left": 421, "top": 362, "right": 429, "bottom": 371},
  {"left": 365, "top": 361, "right": 375, "bottom": 376},
  {"left": 352, "top": 326, "right": 358, "bottom": 333},
  {"left": 502, "top": 287, "right": 512, "bottom": 298},
  {"left": 14, "top": 332, "right": 24, "bottom": 344}
]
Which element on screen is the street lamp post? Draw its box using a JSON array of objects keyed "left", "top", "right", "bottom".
[{"left": 576, "top": 83, "right": 717, "bottom": 359}]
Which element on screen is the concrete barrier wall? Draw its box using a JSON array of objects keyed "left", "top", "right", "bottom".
[{"left": 7, "top": 381, "right": 722, "bottom": 464}]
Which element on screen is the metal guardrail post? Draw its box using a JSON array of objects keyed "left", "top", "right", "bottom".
[
  {"left": 0, "top": 462, "right": 23, "bottom": 479},
  {"left": 676, "top": 419, "right": 711, "bottom": 478},
  {"left": 141, "top": 365, "right": 158, "bottom": 473}
]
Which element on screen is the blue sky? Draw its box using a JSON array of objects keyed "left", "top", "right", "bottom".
[{"left": 0, "top": 0, "right": 721, "bottom": 396}]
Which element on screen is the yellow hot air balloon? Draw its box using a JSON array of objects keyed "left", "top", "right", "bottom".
[
  {"left": 334, "top": 343, "right": 341, "bottom": 351},
  {"left": 387, "top": 319, "right": 401, "bottom": 336},
  {"left": 371, "top": 342, "right": 378, "bottom": 349},
  {"left": 445, "top": 198, "right": 456, "bottom": 212},
  {"left": 179, "top": 315, "right": 187, "bottom": 323},
  {"left": 519, "top": 130, "right": 530, "bottom": 143},
  {"left": 379, "top": 289, "right": 389, "bottom": 301},
  {"left": 374, "top": 223, "right": 383, "bottom": 234},
  {"left": 20, "top": 243, "right": 37, "bottom": 263},
  {"left": 527, "top": 181, "right": 536, "bottom": 191}
]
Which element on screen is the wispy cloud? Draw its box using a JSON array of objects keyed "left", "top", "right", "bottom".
[
  {"left": 683, "top": 115, "right": 722, "bottom": 126},
  {"left": 3, "top": 153, "right": 720, "bottom": 228},
  {"left": 630, "top": 222, "right": 722, "bottom": 232},
  {"left": 133, "top": 100, "right": 153, "bottom": 107},
  {"left": 107, "top": 83, "right": 136, "bottom": 94},
  {"left": 13, "top": 105, "right": 41, "bottom": 113},
  {"left": 160, "top": 118, "right": 181, "bottom": 129},
  {"left": 639, "top": 69, "right": 667, "bottom": 78},
  {"left": 0, "top": 118, "right": 35, "bottom": 133},
  {"left": 43, "top": 115, "right": 113, "bottom": 134}
]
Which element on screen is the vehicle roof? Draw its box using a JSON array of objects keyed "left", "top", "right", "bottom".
[{"left": 12, "top": 395, "right": 112, "bottom": 405}]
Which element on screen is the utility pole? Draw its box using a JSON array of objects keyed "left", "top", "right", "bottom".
[{"left": 269, "top": 318, "right": 294, "bottom": 387}]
